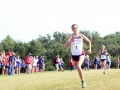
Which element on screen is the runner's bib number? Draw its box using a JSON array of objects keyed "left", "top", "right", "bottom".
[
  {"left": 101, "top": 55, "right": 106, "bottom": 59},
  {"left": 70, "top": 37, "right": 83, "bottom": 55},
  {"left": 71, "top": 44, "right": 81, "bottom": 50},
  {"left": 71, "top": 44, "right": 82, "bottom": 55}
]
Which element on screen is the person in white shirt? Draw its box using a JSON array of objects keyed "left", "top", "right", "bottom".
[
  {"left": 65, "top": 24, "right": 91, "bottom": 88},
  {"left": 32, "top": 56, "right": 38, "bottom": 73},
  {"left": 98, "top": 45, "right": 108, "bottom": 74}
]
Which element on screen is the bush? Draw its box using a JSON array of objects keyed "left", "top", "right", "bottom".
[{"left": 45, "top": 65, "right": 56, "bottom": 71}]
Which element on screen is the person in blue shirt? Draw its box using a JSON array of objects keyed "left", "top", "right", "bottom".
[
  {"left": 38, "top": 55, "right": 45, "bottom": 72},
  {"left": 21, "top": 60, "right": 26, "bottom": 73},
  {"left": 8, "top": 52, "right": 16, "bottom": 75}
]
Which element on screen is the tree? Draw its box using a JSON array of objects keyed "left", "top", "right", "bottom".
[
  {"left": 0, "top": 31, "right": 120, "bottom": 69},
  {"left": 1, "top": 35, "right": 15, "bottom": 52}
]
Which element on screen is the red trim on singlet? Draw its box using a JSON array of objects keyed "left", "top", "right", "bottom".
[{"left": 81, "top": 49, "right": 85, "bottom": 56}]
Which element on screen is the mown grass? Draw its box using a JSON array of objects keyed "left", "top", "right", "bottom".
[{"left": 0, "top": 69, "right": 120, "bottom": 90}]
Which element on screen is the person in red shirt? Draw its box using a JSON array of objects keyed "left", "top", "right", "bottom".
[
  {"left": 4, "top": 51, "right": 11, "bottom": 75},
  {"left": 116, "top": 57, "right": 120, "bottom": 69},
  {"left": 5, "top": 54, "right": 10, "bottom": 75},
  {"left": 1, "top": 50, "right": 7, "bottom": 75},
  {"left": 25, "top": 53, "right": 32, "bottom": 74},
  {"left": 69, "top": 57, "right": 75, "bottom": 71}
]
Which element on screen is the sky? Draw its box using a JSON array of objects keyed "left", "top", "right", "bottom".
[{"left": 0, "top": 0, "right": 120, "bottom": 42}]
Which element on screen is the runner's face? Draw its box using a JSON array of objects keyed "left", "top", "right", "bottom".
[
  {"left": 72, "top": 25, "right": 78, "bottom": 33},
  {"left": 102, "top": 46, "right": 105, "bottom": 50}
]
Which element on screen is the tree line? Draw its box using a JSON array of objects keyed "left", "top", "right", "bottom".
[{"left": 0, "top": 30, "right": 120, "bottom": 70}]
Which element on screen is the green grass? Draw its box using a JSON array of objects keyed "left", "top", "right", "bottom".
[{"left": 0, "top": 69, "right": 120, "bottom": 90}]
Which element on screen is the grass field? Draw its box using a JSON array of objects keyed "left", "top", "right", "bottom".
[{"left": 0, "top": 69, "right": 120, "bottom": 90}]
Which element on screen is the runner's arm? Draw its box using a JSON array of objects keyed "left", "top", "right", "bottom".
[
  {"left": 81, "top": 34, "right": 91, "bottom": 52},
  {"left": 65, "top": 35, "right": 72, "bottom": 48}
]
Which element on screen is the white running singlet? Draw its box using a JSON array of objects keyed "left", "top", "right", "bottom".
[
  {"left": 100, "top": 55, "right": 106, "bottom": 60},
  {"left": 100, "top": 50, "right": 107, "bottom": 60},
  {"left": 71, "top": 35, "right": 83, "bottom": 55}
]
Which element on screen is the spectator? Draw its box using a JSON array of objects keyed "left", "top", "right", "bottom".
[
  {"left": 38, "top": 55, "right": 45, "bottom": 72},
  {"left": 58, "top": 58, "right": 64, "bottom": 72},
  {"left": 116, "top": 57, "right": 120, "bottom": 69},
  {"left": 106, "top": 54, "right": 111, "bottom": 69},
  {"left": 21, "top": 60, "right": 26, "bottom": 73},
  {"left": 60, "top": 58, "right": 64, "bottom": 71},
  {"left": 0, "top": 52, "right": 2, "bottom": 74},
  {"left": 54, "top": 55, "right": 60, "bottom": 72},
  {"left": 93, "top": 56, "right": 99, "bottom": 69},
  {"left": 8, "top": 52, "right": 16, "bottom": 75},
  {"left": 84, "top": 55, "right": 90, "bottom": 71},
  {"left": 69, "top": 57, "right": 75, "bottom": 71},
  {"left": 16, "top": 55, "right": 22, "bottom": 75},
  {"left": 1, "top": 50, "right": 7, "bottom": 75},
  {"left": 25, "top": 53, "right": 32, "bottom": 74},
  {"left": 32, "top": 56, "right": 38, "bottom": 73}
]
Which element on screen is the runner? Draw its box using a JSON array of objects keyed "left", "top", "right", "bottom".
[
  {"left": 65, "top": 24, "right": 92, "bottom": 88},
  {"left": 98, "top": 45, "right": 108, "bottom": 74}
]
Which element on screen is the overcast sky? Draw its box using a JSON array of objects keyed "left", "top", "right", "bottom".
[{"left": 0, "top": 0, "right": 120, "bottom": 42}]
